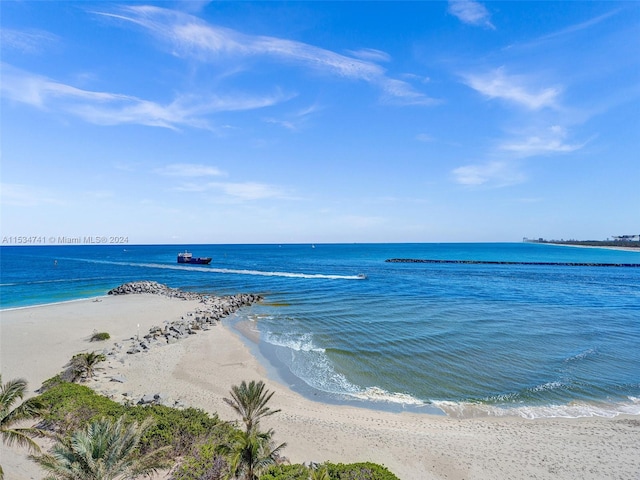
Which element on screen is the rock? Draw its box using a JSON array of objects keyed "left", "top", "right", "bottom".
[
  {"left": 111, "top": 375, "right": 127, "bottom": 383},
  {"left": 138, "top": 394, "right": 155, "bottom": 405}
]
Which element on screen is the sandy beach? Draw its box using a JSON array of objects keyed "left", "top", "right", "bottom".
[{"left": 1, "top": 294, "right": 639, "bottom": 480}]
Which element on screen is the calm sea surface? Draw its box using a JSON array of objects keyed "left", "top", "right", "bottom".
[{"left": 1, "top": 243, "right": 639, "bottom": 418}]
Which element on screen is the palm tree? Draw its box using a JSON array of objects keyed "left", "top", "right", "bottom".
[
  {"left": 0, "top": 375, "right": 45, "bottom": 480},
  {"left": 30, "top": 415, "right": 169, "bottom": 480},
  {"left": 64, "top": 352, "right": 106, "bottom": 382},
  {"left": 309, "top": 465, "right": 330, "bottom": 480},
  {"left": 218, "top": 427, "right": 286, "bottom": 480},
  {"left": 223, "top": 380, "right": 281, "bottom": 432}
]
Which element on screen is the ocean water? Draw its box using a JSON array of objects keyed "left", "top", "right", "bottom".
[{"left": 1, "top": 243, "right": 639, "bottom": 418}]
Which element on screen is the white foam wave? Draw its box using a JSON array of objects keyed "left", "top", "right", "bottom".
[
  {"left": 348, "top": 387, "right": 427, "bottom": 406},
  {"left": 432, "top": 397, "right": 640, "bottom": 419},
  {"left": 264, "top": 331, "right": 325, "bottom": 353},
  {"left": 532, "top": 381, "right": 564, "bottom": 392},
  {"left": 78, "top": 259, "right": 363, "bottom": 280},
  {"left": 264, "top": 331, "right": 427, "bottom": 406},
  {"left": 565, "top": 348, "right": 597, "bottom": 362}
]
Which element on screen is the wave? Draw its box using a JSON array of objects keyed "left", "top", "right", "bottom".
[
  {"left": 348, "top": 386, "right": 427, "bottom": 407},
  {"left": 263, "top": 330, "right": 427, "bottom": 407},
  {"left": 264, "top": 331, "right": 326, "bottom": 353},
  {"left": 564, "top": 348, "right": 598, "bottom": 363},
  {"left": 0, "top": 277, "right": 112, "bottom": 287},
  {"left": 432, "top": 396, "right": 640, "bottom": 419},
  {"left": 76, "top": 259, "right": 365, "bottom": 280}
]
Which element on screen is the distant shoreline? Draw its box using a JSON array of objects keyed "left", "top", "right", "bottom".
[{"left": 526, "top": 240, "right": 640, "bottom": 252}]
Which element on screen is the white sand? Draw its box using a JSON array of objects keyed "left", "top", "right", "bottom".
[{"left": 1, "top": 294, "right": 639, "bottom": 480}]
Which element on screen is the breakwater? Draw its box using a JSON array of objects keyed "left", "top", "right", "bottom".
[{"left": 385, "top": 259, "right": 640, "bottom": 267}]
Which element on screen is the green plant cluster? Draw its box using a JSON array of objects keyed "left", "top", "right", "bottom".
[
  {"left": 90, "top": 331, "right": 111, "bottom": 341},
  {"left": 35, "top": 381, "right": 231, "bottom": 456},
  {"left": 34, "top": 379, "right": 400, "bottom": 480},
  {"left": 261, "top": 463, "right": 400, "bottom": 480}
]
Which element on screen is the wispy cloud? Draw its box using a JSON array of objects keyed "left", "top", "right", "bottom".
[
  {"left": 535, "top": 8, "right": 622, "bottom": 44},
  {"left": 463, "top": 67, "right": 561, "bottom": 110},
  {"left": 500, "top": 126, "right": 587, "bottom": 156},
  {"left": 155, "top": 163, "right": 225, "bottom": 177},
  {"left": 0, "top": 28, "right": 59, "bottom": 54},
  {"left": 214, "top": 181, "right": 287, "bottom": 201},
  {"left": 416, "top": 133, "right": 435, "bottom": 143},
  {"left": 264, "top": 103, "right": 322, "bottom": 131},
  {"left": 0, "top": 64, "right": 289, "bottom": 130},
  {"left": 174, "top": 181, "right": 290, "bottom": 201},
  {"left": 97, "top": 5, "right": 436, "bottom": 106},
  {"left": 452, "top": 161, "right": 525, "bottom": 187},
  {"left": 346, "top": 48, "right": 391, "bottom": 63},
  {"left": 448, "top": 0, "right": 495, "bottom": 30}
]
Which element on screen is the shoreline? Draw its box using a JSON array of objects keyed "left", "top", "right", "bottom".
[
  {"left": 1, "top": 292, "right": 639, "bottom": 479},
  {"left": 529, "top": 241, "right": 640, "bottom": 252}
]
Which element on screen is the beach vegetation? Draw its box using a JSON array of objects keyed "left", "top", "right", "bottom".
[
  {"left": 323, "top": 462, "right": 400, "bottom": 480},
  {"left": 218, "top": 380, "right": 287, "bottom": 479},
  {"left": 0, "top": 375, "right": 46, "bottom": 480},
  {"left": 217, "top": 427, "right": 287, "bottom": 480},
  {"left": 30, "top": 415, "right": 170, "bottom": 480},
  {"left": 224, "top": 380, "right": 281, "bottom": 433},
  {"left": 170, "top": 443, "right": 228, "bottom": 480},
  {"left": 90, "top": 332, "right": 111, "bottom": 342},
  {"left": 309, "top": 465, "right": 331, "bottom": 480},
  {"left": 35, "top": 381, "right": 231, "bottom": 457},
  {"left": 260, "top": 463, "right": 398, "bottom": 480},
  {"left": 63, "top": 352, "right": 107, "bottom": 382},
  {"left": 260, "top": 463, "right": 311, "bottom": 480},
  {"left": 32, "top": 380, "right": 400, "bottom": 480}
]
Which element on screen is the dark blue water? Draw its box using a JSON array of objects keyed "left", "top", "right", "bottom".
[{"left": 1, "top": 243, "right": 639, "bottom": 418}]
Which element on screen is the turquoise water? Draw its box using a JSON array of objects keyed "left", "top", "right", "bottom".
[{"left": 1, "top": 243, "right": 639, "bottom": 418}]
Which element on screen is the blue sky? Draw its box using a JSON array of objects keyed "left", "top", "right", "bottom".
[{"left": 1, "top": 1, "right": 639, "bottom": 244}]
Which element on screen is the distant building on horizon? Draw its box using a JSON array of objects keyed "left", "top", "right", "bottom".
[{"left": 612, "top": 234, "right": 640, "bottom": 242}]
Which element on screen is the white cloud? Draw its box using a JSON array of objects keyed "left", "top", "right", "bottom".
[
  {"left": 98, "top": 5, "right": 436, "bottom": 107},
  {"left": 0, "top": 29, "right": 59, "bottom": 54},
  {"left": 214, "top": 181, "right": 286, "bottom": 200},
  {"left": 500, "top": 126, "right": 587, "bottom": 156},
  {"left": 155, "top": 163, "right": 225, "bottom": 177},
  {"left": 452, "top": 161, "right": 525, "bottom": 186},
  {"left": 346, "top": 48, "right": 392, "bottom": 63},
  {"left": 0, "top": 64, "right": 289, "bottom": 130},
  {"left": 172, "top": 180, "right": 290, "bottom": 201},
  {"left": 448, "top": 0, "right": 495, "bottom": 29},
  {"left": 464, "top": 67, "right": 561, "bottom": 110}
]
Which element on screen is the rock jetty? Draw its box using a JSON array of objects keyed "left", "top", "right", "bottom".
[
  {"left": 385, "top": 259, "right": 640, "bottom": 267},
  {"left": 108, "top": 281, "right": 205, "bottom": 300}
]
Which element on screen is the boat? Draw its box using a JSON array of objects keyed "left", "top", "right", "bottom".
[{"left": 177, "top": 251, "right": 212, "bottom": 265}]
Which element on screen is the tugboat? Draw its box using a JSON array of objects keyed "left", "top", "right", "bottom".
[{"left": 177, "top": 251, "right": 212, "bottom": 265}]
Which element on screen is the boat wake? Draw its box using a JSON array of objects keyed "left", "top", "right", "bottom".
[{"left": 75, "top": 259, "right": 365, "bottom": 280}]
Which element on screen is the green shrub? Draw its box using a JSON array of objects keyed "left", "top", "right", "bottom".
[
  {"left": 90, "top": 331, "right": 111, "bottom": 341},
  {"left": 170, "top": 443, "right": 229, "bottom": 480},
  {"left": 260, "top": 463, "right": 311, "bottom": 480},
  {"left": 35, "top": 382, "right": 233, "bottom": 456},
  {"left": 38, "top": 373, "right": 65, "bottom": 393},
  {"left": 324, "top": 462, "right": 400, "bottom": 480},
  {"left": 260, "top": 462, "right": 400, "bottom": 480},
  {"left": 36, "top": 381, "right": 125, "bottom": 431}
]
